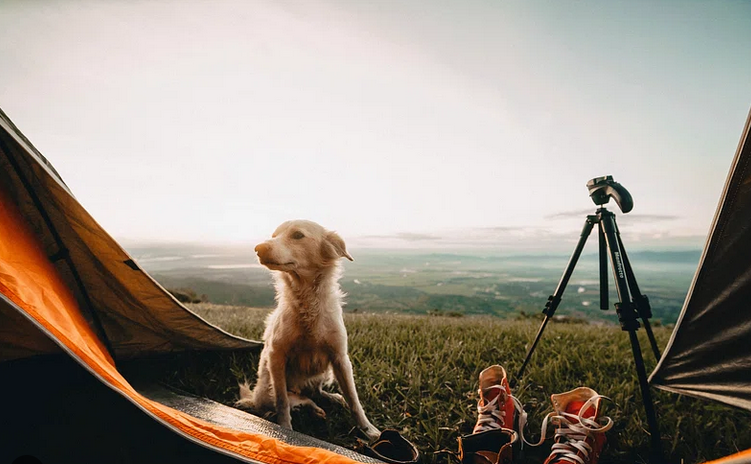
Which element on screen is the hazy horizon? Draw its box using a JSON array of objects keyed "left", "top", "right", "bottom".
[
  {"left": 121, "top": 230, "right": 705, "bottom": 257},
  {"left": 2, "top": 1, "right": 749, "bottom": 249}
]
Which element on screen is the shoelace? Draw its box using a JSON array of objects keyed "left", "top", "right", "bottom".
[
  {"left": 474, "top": 386, "right": 527, "bottom": 433},
  {"left": 523, "top": 395, "right": 614, "bottom": 464}
]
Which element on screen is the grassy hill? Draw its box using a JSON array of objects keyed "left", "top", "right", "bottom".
[{"left": 149, "top": 303, "right": 751, "bottom": 464}]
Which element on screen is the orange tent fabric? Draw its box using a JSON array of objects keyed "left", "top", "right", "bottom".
[
  {"left": 0, "top": 183, "right": 360, "bottom": 464},
  {"left": 703, "top": 449, "right": 751, "bottom": 464}
]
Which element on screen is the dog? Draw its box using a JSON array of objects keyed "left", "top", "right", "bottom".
[{"left": 236, "top": 220, "right": 380, "bottom": 440}]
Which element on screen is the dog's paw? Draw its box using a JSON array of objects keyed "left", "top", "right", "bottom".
[
  {"left": 321, "top": 391, "right": 347, "bottom": 407},
  {"left": 235, "top": 382, "right": 255, "bottom": 410},
  {"left": 278, "top": 413, "right": 293, "bottom": 430},
  {"left": 312, "top": 404, "right": 327, "bottom": 419},
  {"left": 362, "top": 424, "right": 381, "bottom": 441}
]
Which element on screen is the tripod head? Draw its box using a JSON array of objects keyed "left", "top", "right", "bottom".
[{"left": 587, "top": 175, "right": 633, "bottom": 214}]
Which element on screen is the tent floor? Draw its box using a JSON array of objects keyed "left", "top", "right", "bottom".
[{"left": 0, "top": 354, "right": 380, "bottom": 464}]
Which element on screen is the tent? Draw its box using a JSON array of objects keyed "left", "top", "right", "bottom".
[
  {"left": 649, "top": 107, "right": 751, "bottom": 464},
  {"left": 0, "top": 107, "right": 379, "bottom": 464}
]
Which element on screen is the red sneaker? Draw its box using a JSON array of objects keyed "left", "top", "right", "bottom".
[
  {"left": 459, "top": 365, "right": 523, "bottom": 464},
  {"left": 472, "top": 365, "right": 518, "bottom": 433},
  {"left": 541, "top": 387, "right": 613, "bottom": 464}
]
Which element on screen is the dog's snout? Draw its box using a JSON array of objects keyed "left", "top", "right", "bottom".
[{"left": 255, "top": 243, "right": 269, "bottom": 257}]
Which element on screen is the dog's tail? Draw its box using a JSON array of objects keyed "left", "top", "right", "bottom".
[{"left": 235, "top": 381, "right": 255, "bottom": 410}]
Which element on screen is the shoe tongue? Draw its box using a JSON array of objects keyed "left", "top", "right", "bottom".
[
  {"left": 481, "top": 385, "right": 503, "bottom": 403},
  {"left": 564, "top": 400, "right": 597, "bottom": 419}
]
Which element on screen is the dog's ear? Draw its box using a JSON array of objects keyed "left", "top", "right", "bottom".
[{"left": 324, "top": 231, "right": 353, "bottom": 261}]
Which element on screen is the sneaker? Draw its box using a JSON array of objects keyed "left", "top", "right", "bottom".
[
  {"left": 473, "top": 365, "right": 516, "bottom": 433},
  {"left": 459, "top": 365, "right": 524, "bottom": 464},
  {"left": 459, "top": 428, "right": 517, "bottom": 464},
  {"left": 541, "top": 387, "right": 614, "bottom": 464}
]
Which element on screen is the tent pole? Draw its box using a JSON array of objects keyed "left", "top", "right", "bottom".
[{"left": 2, "top": 142, "right": 117, "bottom": 362}]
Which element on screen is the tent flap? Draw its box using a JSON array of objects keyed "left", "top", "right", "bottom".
[
  {"left": 0, "top": 107, "right": 259, "bottom": 359},
  {"left": 650, "top": 107, "right": 751, "bottom": 411}
]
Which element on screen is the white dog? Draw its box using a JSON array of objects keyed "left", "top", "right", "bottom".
[{"left": 236, "top": 220, "right": 380, "bottom": 440}]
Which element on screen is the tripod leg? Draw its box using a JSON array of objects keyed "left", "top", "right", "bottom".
[
  {"left": 598, "top": 210, "right": 632, "bottom": 306},
  {"left": 627, "top": 328, "right": 664, "bottom": 464},
  {"left": 599, "top": 222, "right": 608, "bottom": 310},
  {"left": 515, "top": 316, "right": 551, "bottom": 383},
  {"left": 641, "top": 319, "right": 662, "bottom": 362},
  {"left": 617, "top": 230, "right": 661, "bottom": 361},
  {"left": 601, "top": 211, "right": 664, "bottom": 463},
  {"left": 516, "top": 217, "right": 596, "bottom": 380}
]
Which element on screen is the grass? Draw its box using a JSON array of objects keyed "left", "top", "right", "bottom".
[{"left": 151, "top": 303, "right": 751, "bottom": 464}]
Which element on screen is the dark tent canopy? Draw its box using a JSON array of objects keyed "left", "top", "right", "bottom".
[{"left": 650, "top": 108, "right": 751, "bottom": 411}]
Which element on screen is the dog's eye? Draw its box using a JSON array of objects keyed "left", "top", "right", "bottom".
[{"left": 291, "top": 231, "right": 305, "bottom": 240}]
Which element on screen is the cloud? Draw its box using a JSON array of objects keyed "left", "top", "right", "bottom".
[
  {"left": 472, "top": 226, "right": 527, "bottom": 232},
  {"left": 546, "top": 210, "right": 680, "bottom": 222},
  {"left": 545, "top": 209, "right": 599, "bottom": 219},
  {"left": 362, "top": 232, "right": 443, "bottom": 242},
  {"left": 621, "top": 214, "right": 681, "bottom": 222},
  {"left": 353, "top": 226, "right": 570, "bottom": 250},
  {"left": 349, "top": 223, "right": 705, "bottom": 253},
  {"left": 394, "top": 232, "right": 443, "bottom": 241}
]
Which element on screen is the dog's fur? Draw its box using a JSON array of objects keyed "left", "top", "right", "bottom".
[{"left": 236, "top": 220, "right": 380, "bottom": 439}]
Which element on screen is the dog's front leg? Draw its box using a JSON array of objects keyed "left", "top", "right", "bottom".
[
  {"left": 268, "top": 348, "right": 292, "bottom": 429},
  {"left": 332, "top": 355, "right": 380, "bottom": 440}
]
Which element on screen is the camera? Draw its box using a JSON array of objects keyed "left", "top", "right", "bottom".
[{"left": 586, "top": 175, "right": 633, "bottom": 213}]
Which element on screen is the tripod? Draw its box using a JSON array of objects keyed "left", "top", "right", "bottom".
[{"left": 515, "top": 206, "right": 664, "bottom": 463}]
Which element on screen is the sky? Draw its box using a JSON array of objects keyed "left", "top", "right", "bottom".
[{"left": 1, "top": 1, "right": 750, "bottom": 251}]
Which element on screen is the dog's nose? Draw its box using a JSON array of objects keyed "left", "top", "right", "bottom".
[{"left": 255, "top": 243, "right": 269, "bottom": 257}]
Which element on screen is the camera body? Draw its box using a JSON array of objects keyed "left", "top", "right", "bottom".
[{"left": 586, "top": 175, "right": 633, "bottom": 213}]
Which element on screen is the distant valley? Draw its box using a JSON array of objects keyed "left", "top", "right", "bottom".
[{"left": 129, "top": 244, "right": 701, "bottom": 325}]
